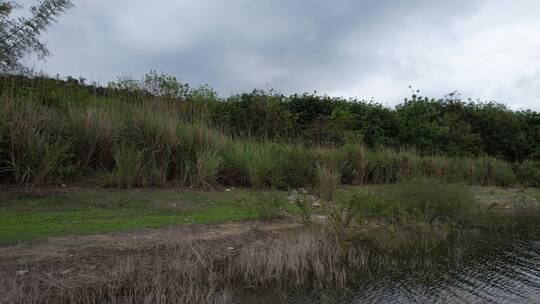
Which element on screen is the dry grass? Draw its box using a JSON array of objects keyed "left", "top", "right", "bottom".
[{"left": 0, "top": 228, "right": 399, "bottom": 304}]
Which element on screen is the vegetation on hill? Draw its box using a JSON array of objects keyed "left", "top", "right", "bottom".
[{"left": 0, "top": 73, "right": 539, "bottom": 188}]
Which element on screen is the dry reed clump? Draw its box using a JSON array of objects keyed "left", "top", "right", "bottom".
[
  {"left": 0, "top": 229, "right": 398, "bottom": 304},
  {"left": 234, "top": 229, "right": 373, "bottom": 290}
]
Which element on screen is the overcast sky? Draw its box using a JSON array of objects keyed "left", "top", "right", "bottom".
[{"left": 20, "top": 0, "right": 540, "bottom": 110}]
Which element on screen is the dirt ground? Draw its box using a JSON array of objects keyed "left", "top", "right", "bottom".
[{"left": 0, "top": 219, "right": 301, "bottom": 271}]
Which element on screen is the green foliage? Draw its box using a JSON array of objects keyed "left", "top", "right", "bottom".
[
  {"left": 238, "top": 191, "right": 284, "bottom": 221},
  {"left": 108, "top": 70, "right": 190, "bottom": 99},
  {"left": 3, "top": 74, "right": 540, "bottom": 161},
  {"left": 120, "top": 113, "right": 178, "bottom": 186},
  {"left": 269, "top": 145, "right": 315, "bottom": 188},
  {"left": 0, "top": 75, "right": 538, "bottom": 188},
  {"left": 342, "top": 144, "right": 368, "bottom": 185},
  {"left": 218, "top": 89, "right": 295, "bottom": 139}
]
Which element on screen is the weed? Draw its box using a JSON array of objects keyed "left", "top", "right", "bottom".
[
  {"left": 294, "top": 192, "right": 314, "bottom": 226},
  {"left": 238, "top": 191, "right": 284, "bottom": 221}
]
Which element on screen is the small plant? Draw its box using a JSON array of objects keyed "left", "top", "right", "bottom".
[
  {"left": 315, "top": 163, "right": 341, "bottom": 202},
  {"left": 294, "top": 191, "right": 314, "bottom": 226},
  {"left": 239, "top": 192, "right": 284, "bottom": 221},
  {"left": 325, "top": 192, "right": 374, "bottom": 240}
]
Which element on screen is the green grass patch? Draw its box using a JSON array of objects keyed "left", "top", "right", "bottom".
[
  {"left": 0, "top": 188, "right": 288, "bottom": 244},
  {"left": 2, "top": 185, "right": 534, "bottom": 245}
]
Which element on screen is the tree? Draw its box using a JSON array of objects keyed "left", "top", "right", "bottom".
[
  {"left": 107, "top": 70, "right": 191, "bottom": 99},
  {"left": 0, "top": 0, "right": 73, "bottom": 73}
]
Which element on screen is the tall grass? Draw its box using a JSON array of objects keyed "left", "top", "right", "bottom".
[
  {"left": 64, "top": 107, "right": 118, "bottom": 171},
  {"left": 221, "top": 142, "right": 277, "bottom": 188},
  {"left": 111, "top": 145, "right": 144, "bottom": 189},
  {"left": 193, "top": 148, "right": 222, "bottom": 189},
  {"left": 315, "top": 163, "right": 341, "bottom": 201},
  {"left": 0, "top": 99, "right": 73, "bottom": 186},
  {"left": 268, "top": 144, "right": 314, "bottom": 188},
  {"left": 0, "top": 94, "right": 537, "bottom": 188}
]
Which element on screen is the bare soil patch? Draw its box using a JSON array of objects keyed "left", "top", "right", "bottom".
[{"left": 0, "top": 219, "right": 301, "bottom": 269}]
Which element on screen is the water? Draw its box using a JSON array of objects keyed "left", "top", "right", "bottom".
[
  {"left": 351, "top": 234, "right": 540, "bottom": 303},
  {"left": 263, "top": 231, "right": 540, "bottom": 304}
]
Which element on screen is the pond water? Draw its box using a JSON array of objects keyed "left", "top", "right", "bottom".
[{"left": 262, "top": 231, "right": 540, "bottom": 303}]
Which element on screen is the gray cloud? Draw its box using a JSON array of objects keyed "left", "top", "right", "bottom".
[{"left": 21, "top": 0, "right": 540, "bottom": 110}]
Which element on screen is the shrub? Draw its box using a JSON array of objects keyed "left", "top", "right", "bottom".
[
  {"left": 240, "top": 191, "right": 284, "bottom": 221},
  {"left": 295, "top": 192, "right": 314, "bottom": 226}
]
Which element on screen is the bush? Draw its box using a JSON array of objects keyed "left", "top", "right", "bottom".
[{"left": 240, "top": 191, "right": 285, "bottom": 221}]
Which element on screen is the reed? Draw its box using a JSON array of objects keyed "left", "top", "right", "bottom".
[{"left": 0, "top": 94, "right": 536, "bottom": 188}]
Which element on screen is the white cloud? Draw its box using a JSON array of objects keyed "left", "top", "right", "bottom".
[{"left": 23, "top": 0, "right": 540, "bottom": 110}]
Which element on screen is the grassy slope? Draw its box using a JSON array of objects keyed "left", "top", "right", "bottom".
[{"left": 0, "top": 188, "right": 293, "bottom": 244}]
